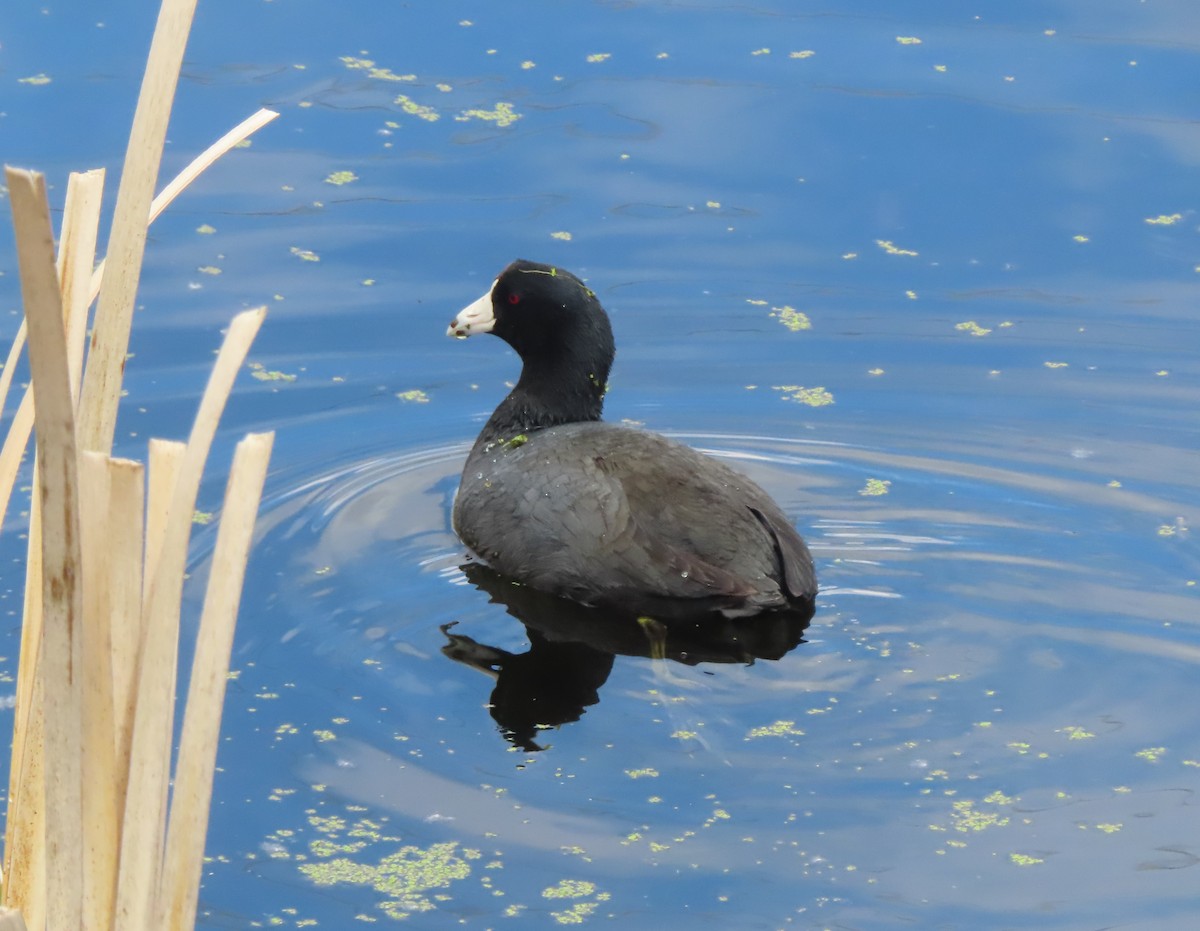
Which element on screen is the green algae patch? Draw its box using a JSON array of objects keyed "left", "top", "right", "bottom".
[
  {"left": 455, "top": 102, "right": 522, "bottom": 127},
  {"left": 542, "top": 878, "right": 610, "bottom": 924},
  {"left": 955, "top": 321, "right": 991, "bottom": 337},
  {"left": 876, "top": 239, "right": 919, "bottom": 256},
  {"left": 396, "top": 389, "right": 430, "bottom": 403},
  {"left": 340, "top": 56, "right": 417, "bottom": 82},
  {"left": 858, "top": 479, "right": 891, "bottom": 496},
  {"left": 394, "top": 95, "right": 439, "bottom": 121},
  {"left": 325, "top": 170, "right": 359, "bottom": 186},
  {"left": 770, "top": 305, "right": 811, "bottom": 332},
  {"left": 945, "top": 798, "right": 1010, "bottom": 833},
  {"left": 300, "top": 840, "right": 472, "bottom": 919},
  {"left": 746, "top": 720, "right": 805, "bottom": 739},
  {"left": 249, "top": 362, "right": 298, "bottom": 383},
  {"left": 543, "top": 879, "right": 596, "bottom": 899},
  {"left": 774, "top": 385, "right": 834, "bottom": 407}
]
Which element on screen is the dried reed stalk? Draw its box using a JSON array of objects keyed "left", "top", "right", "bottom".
[
  {"left": 77, "top": 0, "right": 202, "bottom": 456},
  {"left": 104, "top": 457, "right": 148, "bottom": 816},
  {"left": 2, "top": 167, "right": 106, "bottom": 926},
  {"left": 85, "top": 107, "right": 279, "bottom": 311},
  {"left": 5, "top": 166, "right": 85, "bottom": 931},
  {"left": 77, "top": 453, "right": 124, "bottom": 928},
  {"left": 0, "top": 325, "right": 27, "bottom": 429},
  {"left": 3, "top": 0, "right": 280, "bottom": 926},
  {"left": 0, "top": 106, "right": 275, "bottom": 536},
  {"left": 147, "top": 109, "right": 279, "bottom": 227},
  {"left": 4, "top": 182, "right": 274, "bottom": 929},
  {"left": 57, "top": 170, "right": 106, "bottom": 401},
  {"left": 159, "top": 431, "right": 275, "bottom": 930},
  {"left": 6, "top": 168, "right": 85, "bottom": 931},
  {"left": 115, "top": 308, "right": 265, "bottom": 931}
]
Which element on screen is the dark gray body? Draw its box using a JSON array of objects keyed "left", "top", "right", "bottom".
[{"left": 453, "top": 421, "right": 816, "bottom": 619}]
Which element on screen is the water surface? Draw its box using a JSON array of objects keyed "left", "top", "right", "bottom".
[{"left": 1, "top": 2, "right": 1197, "bottom": 928}]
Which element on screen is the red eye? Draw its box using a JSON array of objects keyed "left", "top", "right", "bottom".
[{"left": 507, "top": 292, "right": 521, "bottom": 304}]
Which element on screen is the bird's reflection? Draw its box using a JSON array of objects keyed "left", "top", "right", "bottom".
[{"left": 442, "top": 562, "right": 814, "bottom": 752}]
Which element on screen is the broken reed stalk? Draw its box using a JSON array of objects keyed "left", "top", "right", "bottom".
[
  {"left": 57, "top": 169, "right": 107, "bottom": 403},
  {"left": 4, "top": 164, "right": 275, "bottom": 929},
  {"left": 1, "top": 3, "right": 282, "bottom": 927},
  {"left": 6, "top": 169, "right": 85, "bottom": 931},
  {"left": 3, "top": 171, "right": 274, "bottom": 929},
  {"left": 77, "top": 453, "right": 123, "bottom": 928}
]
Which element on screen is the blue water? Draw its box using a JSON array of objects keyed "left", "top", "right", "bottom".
[{"left": 2, "top": 1, "right": 1198, "bottom": 928}]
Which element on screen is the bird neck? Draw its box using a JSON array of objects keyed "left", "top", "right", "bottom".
[{"left": 475, "top": 351, "right": 610, "bottom": 451}]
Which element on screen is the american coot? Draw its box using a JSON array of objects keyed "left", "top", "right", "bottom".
[{"left": 447, "top": 259, "right": 817, "bottom": 620}]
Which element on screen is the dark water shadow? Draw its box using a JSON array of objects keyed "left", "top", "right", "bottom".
[{"left": 442, "top": 561, "right": 814, "bottom": 752}]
